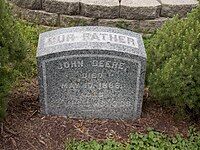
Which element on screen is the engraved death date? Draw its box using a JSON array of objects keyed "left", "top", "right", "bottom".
[{"left": 44, "top": 56, "right": 139, "bottom": 109}]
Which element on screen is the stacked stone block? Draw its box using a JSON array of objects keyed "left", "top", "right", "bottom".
[{"left": 8, "top": 0, "right": 199, "bottom": 33}]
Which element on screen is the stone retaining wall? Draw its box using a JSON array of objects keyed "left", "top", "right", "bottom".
[{"left": 8, "top": 0, "right": 199, "bottom": 33}]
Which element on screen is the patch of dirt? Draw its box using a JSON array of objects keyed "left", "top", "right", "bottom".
[{"left": 0, "top": 78, "right": 199, "bottom": 150}]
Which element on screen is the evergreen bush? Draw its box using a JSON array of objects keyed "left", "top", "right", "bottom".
[
  {"left": 146, "top": 6, "right": 200, "bottom": 116},
  {"left": 0, "top": 0, "right": 29, "bottom": 120}
]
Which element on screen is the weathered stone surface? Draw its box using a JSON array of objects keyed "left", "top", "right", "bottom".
[
  {"left": 139, "top": 17, "right": 170, "bottom": 33},
  {"left": 120, "top": 0, "right": 161, "bottom": 20},
  {"left": 160, "top": 0, "right": 199, "bottom": 17},
  {"left": 98, "top": 19, "right": 139, "bottom": 32},
  {"left": 60, "top": 15, "right": 97, "bottom": 27},
  {"left": 9, "top": 2, "right": 58, "bottom": 26},
  {"left": 37, "top": 26, "right": 146, "bottom": 119},
  {"left": 23, "top": 10, "right": 58, "bottom": 26},
  {"left": 80, "top": 0, "right": 119, "bottom": 19},
  {"left": 43, "top": 0, "right": 80, "bottom": 15},
  {"left": 8, "top": 0, "right": 42, "bottom": 10}
]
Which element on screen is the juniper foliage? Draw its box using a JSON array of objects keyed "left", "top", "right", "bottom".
[
  {"left": 0, "top": 0, "right": 28, "bottom": 120},
  {"left": 146, "top": 6, "right": 200, "bottom": 116}
]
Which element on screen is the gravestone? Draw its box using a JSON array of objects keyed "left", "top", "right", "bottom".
[{"left": 37, "top": 26, "right": 146, "bottom": 119}]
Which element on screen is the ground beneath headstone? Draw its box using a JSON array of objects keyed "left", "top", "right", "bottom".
[{"left": 0, "top": 78, "right": 199, "bottom": 150}]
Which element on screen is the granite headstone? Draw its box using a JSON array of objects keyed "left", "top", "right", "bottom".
[{"left": 37, "top": 26, "right": 146, "bottom": 119}]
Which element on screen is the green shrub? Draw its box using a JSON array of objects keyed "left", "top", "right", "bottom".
[
  {"left": 65, "top": 128, "right": 200, "bottom": 150},
  {"left": 146, "top": 6, "right": 200, "bottom": 116},
  {"left": 14, "top": 20, "right": 48, "bottom": 76},
  {"left": 0, "top": 0, "right": 29, "bottom": 120}
]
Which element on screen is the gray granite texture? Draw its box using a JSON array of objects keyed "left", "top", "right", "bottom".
[
  {"left": 43, "top": 0, "right": 80, "bottom": 15},
  {"left": 139, "top": 17, "right": 170, "bottom": 33},
  {"left": 98, "top": 19, "right": 140, "bottom": 32},
  {"left": 37, "top": 26, "right": 146, "bottom": 120},
  {"left": 9, "top": 0, "right": 199, "bottom": 35},
  {"left": 23, "top": 10, "right": 58, "bottom": 26},
  {"left": 80, "top": 0, "right": 120, "bottom": 19},
  {"left": 9, "top": 3, "right": 167, "bottom": 34},
  {"left": 60, "top": 15, "right": 97, "bottom": 27},
  {"left": 9, "top": 3, "right": 59, "bottom": 26},
  {"left": 120, "top": 0, "right": 162, "bottom": 20},
  {"left": 160, "top": 0, "right": 199, "bottom": 17},
  {"left": 8, "top": 0, "right": 42, "bottom": 10}
]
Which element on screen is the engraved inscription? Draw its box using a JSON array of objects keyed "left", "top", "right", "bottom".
[
  {"left": 61, "top": 82, "right": 122, "bottom": 91},
  {"left": 44, "top": 32, "right": 139, "bottom": 48},
  {"left": 91, "top": 60, "right": 126, "bottom": 71},
  {"left": 57, "top": 60, "right": 84, "bottom": 69},
  {"left": 81, "top": 73, "right": 103, "bottom": 79},
  {"left": 55, "top": 58, "right": 131, "bottom": 101},
  {"left": 44, "top": 55, "right": 140, "bottom": 112},
  {"left": 57, "top": 59, "right": 128, "bottom": 72}
]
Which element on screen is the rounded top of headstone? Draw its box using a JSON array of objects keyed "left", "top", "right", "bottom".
[{"left": 37, "top": 26, "right": 146, "bottom": 58}]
